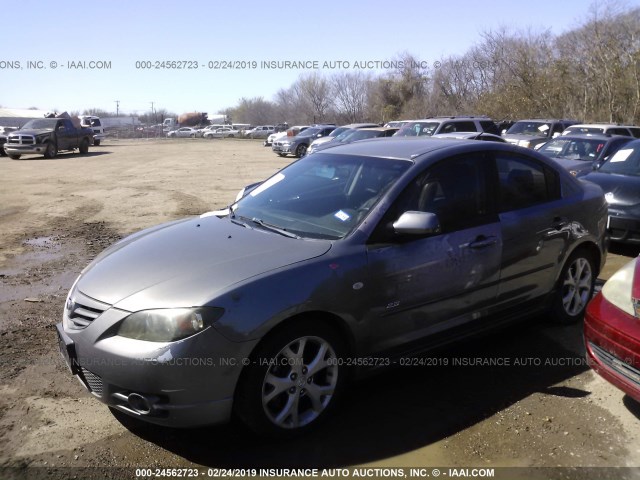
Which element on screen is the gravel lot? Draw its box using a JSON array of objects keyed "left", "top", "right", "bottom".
[{"left": 1, "top": 139, "right": 639, "bottom": 479}]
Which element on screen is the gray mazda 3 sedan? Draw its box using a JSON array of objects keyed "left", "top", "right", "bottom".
[{"left": 57, "top": 138, "right": 608, "bottom": 436}]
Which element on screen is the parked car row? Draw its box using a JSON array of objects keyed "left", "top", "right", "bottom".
[{"left": 48, "top": 111, "right": 640, "bottom": 440}]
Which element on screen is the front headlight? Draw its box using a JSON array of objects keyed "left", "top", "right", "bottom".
[
  {"left": 601, "top": 259, "right": 638, "bottom": 317},
  {"left": 118, "top": 307, "right": 224, "bottom": 342}
]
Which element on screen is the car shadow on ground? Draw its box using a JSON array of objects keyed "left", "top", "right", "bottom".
[
  {"left": 112, "top": 319, "right": 591, "bottom": 467},
  {"left": 4, "top": 151, "right": 111, "bottom": 161},
  {"left": 623, "top": 396, "right": 640, "bottom": 419},
  {"left": 609, "top": 243, "right": 640, "bottom": 258}
]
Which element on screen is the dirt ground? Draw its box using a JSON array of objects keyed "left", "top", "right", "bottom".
[{"left": 1, "top": 139, "right": 640, "bottom": 479}]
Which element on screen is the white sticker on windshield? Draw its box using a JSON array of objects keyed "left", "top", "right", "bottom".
[
  {"left": 334, "top": 210, "right": 350, "bottom": 222},
  {"left": 538, "top": 124, "right": 550, "bottom": 132},
  {"left": 250, "top": 173, "right": 285, "bottom": 196},
  {"left": 610, "top": 148, "right": 633, "bottom": 163}
]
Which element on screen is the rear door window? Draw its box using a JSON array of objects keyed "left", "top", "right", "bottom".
[{"left": 495, "top": 154, "right": 560, "bottom": 211}]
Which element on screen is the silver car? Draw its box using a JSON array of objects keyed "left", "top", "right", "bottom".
[{"left": 57, "top": 138, "right": 607, "bottom": 436}]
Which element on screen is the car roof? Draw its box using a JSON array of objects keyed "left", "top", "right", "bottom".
[
  {"left": 317, "top": 136, "right": 528, "bottom": 162},
  {"left": 357, "top": 127, "right": 398, "bottom": 132},
  {"left": 341, "top": 123, "right": 379, "bottom": 128},
  {"left": 516, "top": 119, "right": 577, "bottom": 123},
  {"left": 553, "top": 133, "right": 625, "bottom": 141},
  {"left": 566, "top": 123, "right": 623, "bottom": 129}
]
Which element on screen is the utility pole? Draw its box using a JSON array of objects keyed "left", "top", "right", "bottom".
[
  {"left": 150, "top": 102, "right": 155, "bottom": 124},
  {"left": 114, "top": 100, "right": 120, "bottom": 117}
]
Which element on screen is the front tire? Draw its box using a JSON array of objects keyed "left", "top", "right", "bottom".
[
  {"left": 552, "top": 249, "right": 595, "bottom": 324},
  {"left": 8, "top": 154, "right": 21, "bottom": 160},
  {"left": 235, "top": 320, "right": 346, "bottom": 437},
  {"left": 43, "top": 142, "right": 57, "bottom": 159},
  {"left": 93, "top": 139, "right": 101, "bottom": 146}
]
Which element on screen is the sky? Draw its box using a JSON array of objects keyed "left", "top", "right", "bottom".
[{"left": 0, "top": 0, "right": 635, "bottom": 118}]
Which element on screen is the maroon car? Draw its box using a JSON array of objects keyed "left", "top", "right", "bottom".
[{"left": 585, "top": 256, "right": 640, "bottom": 403}]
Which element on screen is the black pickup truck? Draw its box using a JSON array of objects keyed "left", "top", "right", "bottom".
[{"left": 3, "top": 118, "right": 94, "bottom": 159}]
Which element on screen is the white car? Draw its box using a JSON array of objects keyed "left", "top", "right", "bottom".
[
  {"left": 167, "top": 127, "right": 199, "bottom": 138},
  {"left": 561, "top": 123, "right": 640, "bottom": 138},
  {"left": 203, "top": 127, "right": 239, "bottom": 139},
  {"left": 198, "top": 124, "right": 226, "bottom": 137},
  {"left": 247, "top": 125, "right": 275, "bottom": 139},
  {"left": 264, "top": 125, "right": 309, "bottom": 147}
]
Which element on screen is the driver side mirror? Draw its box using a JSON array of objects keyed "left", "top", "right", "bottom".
[{"left": 393, "top": 211, "right": 441, "bottom": 235}]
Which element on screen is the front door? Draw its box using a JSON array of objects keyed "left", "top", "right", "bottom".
[{"left": 365, "top": 154, "right": 502, "bottom": 353}]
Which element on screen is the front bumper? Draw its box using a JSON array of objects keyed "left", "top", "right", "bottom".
[
  {"left": 4, "top": 145, "right": 47, "bottom": 156},
  {"left": 607, "top": 210, "right": 640, "bottom": 244},
  {"left": 56, "top": 306, "right": 259, "bottom": 427},
  {"left": 272, "top": 143, "right": 292, "bottom": 154},
  {"left": 584, "top": 293, "right": 640, "bottom": 403}
]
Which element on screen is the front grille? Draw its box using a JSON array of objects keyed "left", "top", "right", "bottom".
[
  {"left": 590, "top": 342, "right": 640, "bottom": 387},
  {"left": 66, "top": 292, "right": 110, "bottom": 329},
  {"left": 8, "top": 135, "right": 35, "bottom": 145},
  {"left": 81, "top": 367, "right": 104, "bottom": 397}
]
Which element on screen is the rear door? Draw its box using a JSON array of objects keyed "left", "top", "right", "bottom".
[
  {"left": 365, "top": 153, "right": 502, "bottom": 353},
  {"left": 492, "top": 152, "right": 569, "bottom": 307}
]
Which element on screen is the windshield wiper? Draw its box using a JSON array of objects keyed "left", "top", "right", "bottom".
[
  {"left": 250, "top": 218, "right": 301, "bottom": 239},
  {"left": 230, "top": 217, "right": 251, "bottom": 228}
]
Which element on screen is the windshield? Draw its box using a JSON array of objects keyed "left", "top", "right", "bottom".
[
  {"left": 232, "top": 153, "right": 411, "bottom": 239},
  {"left": 539, "top": 138, "right": 606, "bottom": 161},
  {"left": 21, "top": 119, "right": 59, "bottom": 130},
  {"left": 506, "top": 121, "right": 552, "bottom": 137},
  {"left": 297, "top": 127, "right": 322, "bottom": 138},
  {"left": 599, "top": 146, "right": 640, "bottom": 176},
  {"left": 564, "top": 126, "right": 604, "bottom": 135},
  {"left": 343, "top": 130, "right": 382, "bottom": 142},
  {"left": 329, "top": 127, "right": 349, "bottom": 138},
  {"left": 395, "top": 122, "right": 439, "bottom": 137},
  {"left": 334, "top": 129, "right": 357, "bottom": 142}
]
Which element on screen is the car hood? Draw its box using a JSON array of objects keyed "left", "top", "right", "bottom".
[
  {"left": 549, "top": 157, "right": 591, "bottom": 170},
  {"left": 310, "top": 137, "right": 333, "bottom": 147},
  {"left": 10, "top": 128, "right": 53, "bottom": 136},
  {"left": 503, "top": 134, "right": 546, "bottom": 142},
  {"left": 75, "top": 216, "right": 332, "bottom": 311},
  {"left": 581, "top": 172, "right": 640, "bottom": 207}
]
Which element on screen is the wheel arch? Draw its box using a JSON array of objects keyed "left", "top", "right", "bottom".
[
  {"left": 244, "top": 310, "right": 356, "bottom": 363},
  {"left": 562, "top": 240, "right": 602, "bottom": 280}
]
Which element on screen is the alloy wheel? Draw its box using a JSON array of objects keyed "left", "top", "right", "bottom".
[
  {"left": 561, "top": 257, "right": 592, "bottom": 316},
  {"left": 261, "top": 336, "right": 338, "bottom": 429}
]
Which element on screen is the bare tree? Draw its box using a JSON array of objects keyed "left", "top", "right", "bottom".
[
  {"left": 331, "top": 71, "right": 373, "bottom": 123},
  {"left": 294, "top": 73, "right": 333, "bottom": 123}
]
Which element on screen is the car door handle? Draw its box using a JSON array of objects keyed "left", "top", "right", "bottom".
[{"left": 468, "top": 235, "right": 498, "bottom": 249}]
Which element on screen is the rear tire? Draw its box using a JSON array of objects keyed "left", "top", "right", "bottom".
[
  {"left": 295, "top": 144, "right": 307, "bottom": 158},
  {"left": 234, "top": 320, "right": 346, "bottom": 437},
  {"left": 552, "top": 249, "right": 595, "bottom": 324},
  {"left": 79, "top": 138, "right": 90, "bottom": 154}
]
